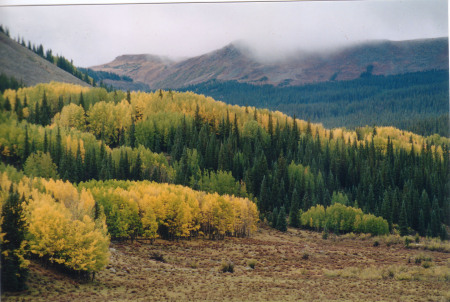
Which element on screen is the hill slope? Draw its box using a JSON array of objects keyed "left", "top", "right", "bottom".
[
  {"left": 0, "top": 32, "right": 89, "bottom": 87},
  {"left": 91, "top": 38, "right": 448, "bottom": 89}
]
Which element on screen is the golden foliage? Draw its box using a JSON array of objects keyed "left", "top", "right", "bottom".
[{"left": 0, "top": 173, "right": 110, "bottom": 273}]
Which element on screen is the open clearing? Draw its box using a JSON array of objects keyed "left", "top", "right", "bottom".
[{"left": 3, "top": 227, "right": 449, "bottom": 301}]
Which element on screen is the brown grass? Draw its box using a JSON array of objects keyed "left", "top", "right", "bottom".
[{"left": 3, "top": 226, "right": 449, "bottom": 301}]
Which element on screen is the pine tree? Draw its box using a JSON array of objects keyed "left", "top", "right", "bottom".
[
  {"left": 33, "top": 100, "right": 40, "bottom": 124},
  {"left": 126, "top": 90, "right": 131, "bottom": 103},
  {"left": 75, "top": 141, "right": 83, "bottom": 182},
  {"left": 1, "top": 185, "right": 28, "bottom": 292},
  {"left": 430, "top": 210, "right": 440, "bottom": 238},
  {"left": 289, "top": 188, "right": 300, "bottom": 228},
  {"left": 259, "top": 176, "right": 270, "bottom": 213},
  {"left": 23, "top": 125, "right": 30, "bottom": 163},
  {"left": 119, "top": 127, "right": 126, "bottom": 146},
  {"left": 418, "top": 209, "right": 426, "bottom": 237},
  {"left": 271, "top": 207, "right": 278, "bottom": 228},
  {"left": 79, "top": 92, "right": 87, "bottom": 112},
  {"left": 54, "top": 126, "right": 62, "bottom": 168},
  {"left": 276, "top": 206, "right": 287, "bottom": 232},
  {"left": 399, "top": 200, "right": 409, "bottom": 236},
  {"left": 15, "top": 96, "right": 23, "bottom": 121},
  {"left": 43, "top": 130, "right": 48, "bottom": 153},
  {"left": 128, "top": 119, "right": 136, "bottom": 148},
  {"left": 4, "top": 97, "right": 11, "bottom": 111},
  {"left": 40, "top": 91, "right": 51, "bottom": 126},
  {"left": 57, "top": 96, "right": 64, "bottom": 113},
  {"left": 132, "top": 152, "right": 142, "bottom": 181}
]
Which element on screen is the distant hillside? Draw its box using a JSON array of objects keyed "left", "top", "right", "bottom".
[
  {"left": 91, "top": 38, "right": 448, "bottom": 89},
  {"left": 0, "top": 32, "right": 89, "bottom": 87},
  {"left": 181, "top": 70, "right": 449, "bottom": 137}
]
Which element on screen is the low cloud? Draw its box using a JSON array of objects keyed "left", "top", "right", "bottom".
[{"left": 0, "top": 0, "right": 447, "bottom": 67}]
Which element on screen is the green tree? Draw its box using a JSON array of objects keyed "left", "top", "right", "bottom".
[
  {"left": 40, "top": 91, "right": 51, "bottom": 126},
  {"left": 23, "top": 125, "right": 30, "bottom": 164},
  {"left": 24, "top": 151, "right": 59, "bottom": 179},
  {"left": 132, "top": 152, "right": 142, "bottom": 181},
  {"left": 1, "top": 185, "right": 29, "bottom": 292},
  {"left": 128, "top": 119, "right": 136, "bottom": 148},
  {"left": 289, "top": 188, "right": 300, "bottom": 228},
  {"left": 4, "top": 97, "right": 11, "bottom": 111},
  {"left": 399, "top": 200, "right": 409, "bottom": 236},
  {"left": 276, "top": 206, "right": 287, "bottom": 232}
]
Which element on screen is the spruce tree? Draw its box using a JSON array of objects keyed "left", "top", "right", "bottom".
[
  {"left": 57, "top": 96, "right": 64, "bottom": 113},
  {"left": 40, "top": 91, "right": 51, "bottom": 126},
  {"left": 4, "top": 97, "right": 11, "bottom": 111},
  {"left": 128, "top": 119, "right": 136, "bottom": 148},
  {"left": 271, "top": 207, "right": 278, "bottom": 228},
  {"left": 126, "top": 90, "right": 131, "bottom": 103},
  {"left": 418, "top": 209, "right": 426, "bottom": 237},
  {"left": 15, "top": 96, "right": 23, "bottom": 121},
  {"left": 79, "top": 92, "right": 87, "bottom": 111},
  {"left": 132, "top": 152, "right": 142, "bottom": 181},
  {"left": 1, "top": 185, "right": 28, "bottom": 292},
  {"left": 289, "top": 188, "right": 300, "bottom": 228},
  {"left": 42, "top": 131, "right": 49, "bottom": 155},
  {"left": 259, "top": 176, "right": 270, "bottom": 213},
  {"left": 33, "top": 100, "right": 40, "bottom": 124},
  {"left": 23, "top": 125, "right": 30, "bottom": 163},
  {"left": 399, "top": 200, "right": 409, "bottom": 236},
  {"left": 276, "top": 206, "right": 287, "bottom": 232}
]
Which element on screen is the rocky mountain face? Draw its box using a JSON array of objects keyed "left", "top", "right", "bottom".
[
  {"left": 0, "top": 32, "right": 89, "bottom": 87},
  {"left": 91, "top": 37, "right": 448, "bottom": 89}
]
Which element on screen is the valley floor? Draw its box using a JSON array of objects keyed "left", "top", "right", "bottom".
[{"left": 3, "top": 227, "right": 449, "bottom": 301}]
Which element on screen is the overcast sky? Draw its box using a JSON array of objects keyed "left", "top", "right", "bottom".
[{"left": 0, "top": 0, "right": 447, "bottom": 67}]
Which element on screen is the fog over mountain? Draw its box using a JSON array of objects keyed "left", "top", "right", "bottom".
[
  {"left": 0, "top": 0, "right": 447, "bottom": 67},
  {"left": 91, "top": 37, "right": 449, "bottom": 89}
]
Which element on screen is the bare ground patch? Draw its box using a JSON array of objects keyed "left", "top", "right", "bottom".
[{"left": 3, "top": 227, "right": 449, "bottom": 301}]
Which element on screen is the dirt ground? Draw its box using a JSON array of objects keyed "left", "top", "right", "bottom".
[{"left": 3, "top": 227, "right": 450, "bottom": 301}]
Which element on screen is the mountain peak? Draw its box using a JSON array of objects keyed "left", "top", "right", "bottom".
[{"left": 91, "top": 37, "right": 448, "bottom": 89}]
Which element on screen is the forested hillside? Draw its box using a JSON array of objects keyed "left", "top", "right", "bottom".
[
  {"left": 1, "top": 82, "right": 448, "bottom": 235},
  {"left": 0, "top": 81, "right": 448, "bottom": 293},
  {"left": 181, "top": 70, "right": 449, "bottom": 137}
]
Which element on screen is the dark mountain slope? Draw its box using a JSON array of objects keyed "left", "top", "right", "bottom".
[{"left": 0, "top": 32, "right": 89, "bottom": 87}]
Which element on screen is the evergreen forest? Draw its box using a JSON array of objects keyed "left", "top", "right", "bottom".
[{"left": 181, "top": 70, "right": 449, "bottom": 137}]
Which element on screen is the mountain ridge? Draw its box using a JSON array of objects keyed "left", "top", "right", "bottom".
[
  {"left": 0, "top": 32, "right": 90, "bottom": 87},
  {"left": 91, "top": 37, "right": 449, "bottom": 89}
]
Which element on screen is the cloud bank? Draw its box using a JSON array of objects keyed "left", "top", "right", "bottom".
[{"left": 0, "top": 0, "right": 447, "bottom": 67}]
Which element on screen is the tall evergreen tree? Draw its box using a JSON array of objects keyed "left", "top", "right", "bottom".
[
  {"left": 399, "top": 200, "right": 409, "bottom": 236},
  {"left": 418, "top": 209, "right": 426, "bottom": 237},
  {"left": 4, "top": 97, "right": 11, "bottom": 111},
  {"left": 259, "top": 176, "right": 270, "bottom": 213},
  {"left": 23, "top": 125, "right": 30, "bottom": 163},
  {"left": 132, "top": 152, "right": 142, "bottom": 181},
  {"left": 14, "top": 96, "right": 23, "bottom": 121},
  {"left": 1, "top": 185, "right": 28, "bottom": 292},
  {"left": 43, "top": 130, "right": 48, "bottom": 153},
  {"left": 33, "top": 100, "right": 40, "bottom": 124},
  {"left": 276, "top": 206, "right": 287, "bottom": 232},
  {"left": 126, "top": 90, "right": 131, "bottom": 103},
  {"left": 289, "top": 188, "right": 300, "bottom": 228},
  {"left": 41, "top": 92, "right": 52, "bottom": 126},
  {"left": 128, "top": 119, "right": 136, "bottom": 148},
  {"left": 79, "top": 92, "right": 87, "bottom": 111}
]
